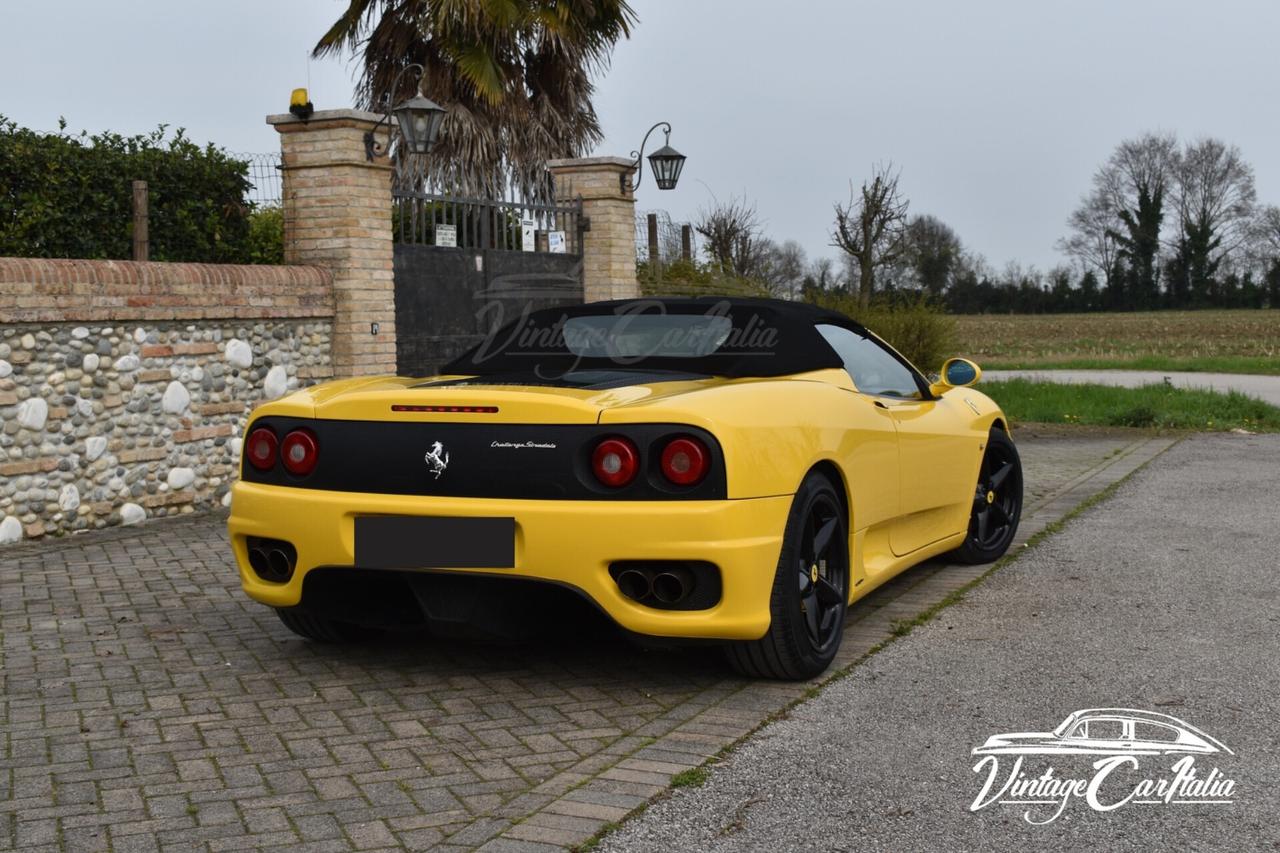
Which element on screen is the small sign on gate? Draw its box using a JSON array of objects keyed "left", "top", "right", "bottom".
[
  {"left": 520, "top": 218, "right": 536, "bottom": 252},
  {"left": 435, "top": 224, "right": 457, "bottom": 248},
  {"left": 548, "top": 231, "right": 567, "bottom": 254}
]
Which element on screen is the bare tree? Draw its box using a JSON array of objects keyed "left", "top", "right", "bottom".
[
  {"left": 1058, "top": 186, "right": 1120, "bottom": 288},
  {"left": 1252, "top": 206, "right": 1280, "bottom": 251},
  {"left": 1172, "top": 137, "right": 1257, "bottom": 260},
  {"left": 695, "top": 196, "right": 769, "bottom": 280},
  {"left": 805, "top": 257, "right": 839, "bottom": 293},
  {"left": 901, "top": 214, "right": 963, "bottom": 297},
  {"left": 1245, "top": 205, "right": 1280, "bottom": 270},
  {"left": 1164, "top": 138, "right": 1257, "bottom": 305},
  {"left": 1254, "top": 206, "right": 1280, "bottom": 306},
  {"left": 831, "top": 164, "right": 910, "bottom": 309},
  {"left": 1097, "top": 132, "right": 1178, "bottom": 216},
  {"left": 760, "top": 239, "right": 808, "bottom": 299},
  {"left": 1062, "top": 132, "right": 1177, "bottom": 306}
]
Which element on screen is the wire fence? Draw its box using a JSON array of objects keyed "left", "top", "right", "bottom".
[
  {"left": 237, "top": 152, "right": 282, "bottom": 207},
  {"left": 635, "top": 209, "right": 696, "bottom": 264}
]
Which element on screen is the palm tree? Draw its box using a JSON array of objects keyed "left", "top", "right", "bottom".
[{"left": 314, "top": 0, "right": 636, "bottom": 201}]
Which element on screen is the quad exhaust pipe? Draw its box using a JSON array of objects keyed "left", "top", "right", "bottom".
[
  {"left": 651, "top": 567, "right": 693, "bottom": 604},
  {"left": 248, "top": 545, "right": 269, "bottom": 576},
  {"left": 615, "top": 568, "right": 652, "bottom": 602},
  {"left": 611, "top": 562, "right": 710, "bottom": 609},
  {"left": 266, "top": 547, "right": 293, "bottom": 580},
  {"left": 246, "top": 536, "right": 297, "bottom": 583}
]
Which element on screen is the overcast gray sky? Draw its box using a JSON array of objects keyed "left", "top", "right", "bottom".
[{"left": 3, "top": 0, "right": 1278, "bottom": 273}]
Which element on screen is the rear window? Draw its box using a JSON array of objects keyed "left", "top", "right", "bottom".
[
  {"left": 563, "top": 314, "right": 733, "bottom": 359},
  {"left": 440, "top": 299, "right": 850, "bottom": 379}
]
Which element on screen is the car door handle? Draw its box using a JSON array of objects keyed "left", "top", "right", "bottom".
[{"left": 874, "top": 400, "right": 888, "bottom": 409}]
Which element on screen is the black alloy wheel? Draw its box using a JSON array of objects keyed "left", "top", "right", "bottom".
[
  {"left": 726, "top": 471, "right": 850, "bottom": 680},
  {"left": 951, "top": 427, "right": 1023, "bottom": 564},
  {"left": 796, "top": 495, "right": 848, "bottom": 653}
]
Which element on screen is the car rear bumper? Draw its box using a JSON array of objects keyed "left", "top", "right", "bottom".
[{"left": 227, "top": 481, "right": 791, "bottom": 640}]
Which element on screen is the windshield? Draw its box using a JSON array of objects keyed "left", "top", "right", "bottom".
[{"left": 562, "top": 314, "right": 733, "bottom": 359}]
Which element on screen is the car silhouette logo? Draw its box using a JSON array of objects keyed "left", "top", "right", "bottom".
[{"left": 972, "top": 708, "right": 1233, "bottom": 757}]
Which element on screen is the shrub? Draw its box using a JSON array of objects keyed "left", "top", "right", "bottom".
[
  {"left": 637, "top": 258, "right": 771, "bottom": 298},
  {"left": 806, "top": 291, "right": 957, "bottom": 371},
  {"left": 0, "top": 116, "right": 260, "bottom": 263},
  {"left": 245, "top": 206, "right": 284, "bottom": 265}
]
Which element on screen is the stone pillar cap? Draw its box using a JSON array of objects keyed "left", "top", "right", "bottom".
[
  {"left": 267, "top": 108, "right": 385, "bottom": 130},
  {"left": 547, "top": 156, "right": 637, "bottom": 172}
]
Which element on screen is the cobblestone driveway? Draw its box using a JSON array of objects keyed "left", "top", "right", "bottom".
[{"left": 0, "top": 430, "right": 1174, "bottom": 852}]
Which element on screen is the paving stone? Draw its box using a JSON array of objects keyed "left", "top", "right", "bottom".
[
  {"left": 543, "top": 797, "right": 632, "bottom": 822},
  {"left": 343, "top": 819, "right": 399, "bottom": 849},
  {"left": 0, "top": 433, "right": 1166, "bottom": 850},
  {"left": 476, "top": 839, "right": 566, "bottom": 853}
]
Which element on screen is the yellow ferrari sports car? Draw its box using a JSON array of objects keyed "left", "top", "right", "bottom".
[{"left": 228, "top": 297, "right": 1021, "bottom": 679}]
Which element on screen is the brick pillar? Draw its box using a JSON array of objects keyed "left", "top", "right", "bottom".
[
  {"left": 268, "top": 109, "right": 395, "bottom": 376},
  {"left": 547, "top": 156, "right": 639, "bottom": 302}
]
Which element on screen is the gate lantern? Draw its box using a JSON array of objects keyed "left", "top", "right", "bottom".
[
  {"left": 364, "top": 63, "right": 447, "bottom": 161},
  {"left": 622, "top": 122, "right": 687, "bottom": 193}
]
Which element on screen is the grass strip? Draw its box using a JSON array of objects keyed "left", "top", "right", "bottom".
[
  {"left": 980, "top": 378, "right": 1280, "bottom": 431},
  {"left": 983, "top": 356, "right": 1280, "bottom": 375}
]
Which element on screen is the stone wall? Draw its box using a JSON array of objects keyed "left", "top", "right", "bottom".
[{"left": 0, "top": 259, "right": 333, "bottom": 544}]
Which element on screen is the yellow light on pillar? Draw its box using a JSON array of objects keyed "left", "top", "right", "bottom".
[{"left": 290, "top": 88, "right": 314, "bottom": 120}]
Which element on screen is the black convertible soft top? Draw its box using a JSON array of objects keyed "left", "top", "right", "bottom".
[{"left": 441, "top": 297, "right": 864, "bottom": 378}]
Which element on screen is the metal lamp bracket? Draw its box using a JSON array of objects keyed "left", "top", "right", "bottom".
[
  {"left": 620, "top": 122, "right": 672, "bottom": 194},
  {"left": 364, "top": 63, "right": 425, "bottom": 162}
]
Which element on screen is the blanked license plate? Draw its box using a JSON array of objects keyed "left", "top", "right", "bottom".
[{"left": 354, "top": 516, "right": 515, "bottom": 569}]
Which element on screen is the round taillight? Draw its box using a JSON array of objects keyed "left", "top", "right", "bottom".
[
  {"left": 246, "top": 427, "right": 277, "bottom": 471},
  {"left": 280, "top": 429, "right": 319, "bottom": 476},
  {"left": 660, "top": 437, "right": 709, "bottom": 486},
  {"left": 592, "top": 437, "right": 639, "bottom": 488}
]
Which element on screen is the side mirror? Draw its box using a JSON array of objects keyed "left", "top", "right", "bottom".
[{"left": 931, "top": 357, "right": 982, "bottom": 395}]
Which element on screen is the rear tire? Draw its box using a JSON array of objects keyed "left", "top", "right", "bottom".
[
  {"left": 949, "top": 427, "right": 1023, "bottom": 565},
  {"left": 274, "top": 607, "right": 377, "bottom": 643},
  {"left": 725, "top": 471, "right": 850, "bottom": 680}
]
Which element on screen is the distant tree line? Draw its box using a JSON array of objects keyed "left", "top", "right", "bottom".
[
  {"left": 680, "top": 136, "right": 1280, "bottom": 313},
  {"left": 1057, "top": 132, "right": 1279, "bottom": 311}
]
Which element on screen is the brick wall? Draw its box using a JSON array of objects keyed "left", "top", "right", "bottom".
[
  {"left": 0, "top": 258, "right": 334, "bottom": 544},
  {"left": 0, "top": 258, "right": 332, "bottom": 323}
]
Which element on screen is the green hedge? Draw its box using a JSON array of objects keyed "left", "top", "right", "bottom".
[
  {"left": 244, "top": 206, "right": 284, "bottom": 265},
  {"left": 0, "top": 116, "right": 272, "bottom": 263}
]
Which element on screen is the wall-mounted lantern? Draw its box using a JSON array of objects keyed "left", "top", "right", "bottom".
[
  {"left": 622, "top": 122, "right": 687, "bottom": 193},
  {"left": 364, "top": 64, "right": 447, "bottom": 161}
]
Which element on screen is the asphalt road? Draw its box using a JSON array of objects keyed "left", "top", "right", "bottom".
[
  {"left": 984, "top": 369, "right": 1280, "bottom": 407},
  {"left": 601, "top": 433, "right": 1280, "bottom": 852}
]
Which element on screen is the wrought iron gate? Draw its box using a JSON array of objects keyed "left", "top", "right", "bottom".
[{"left": 392, "top": 187, "right": 586, "bottom": 377}]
